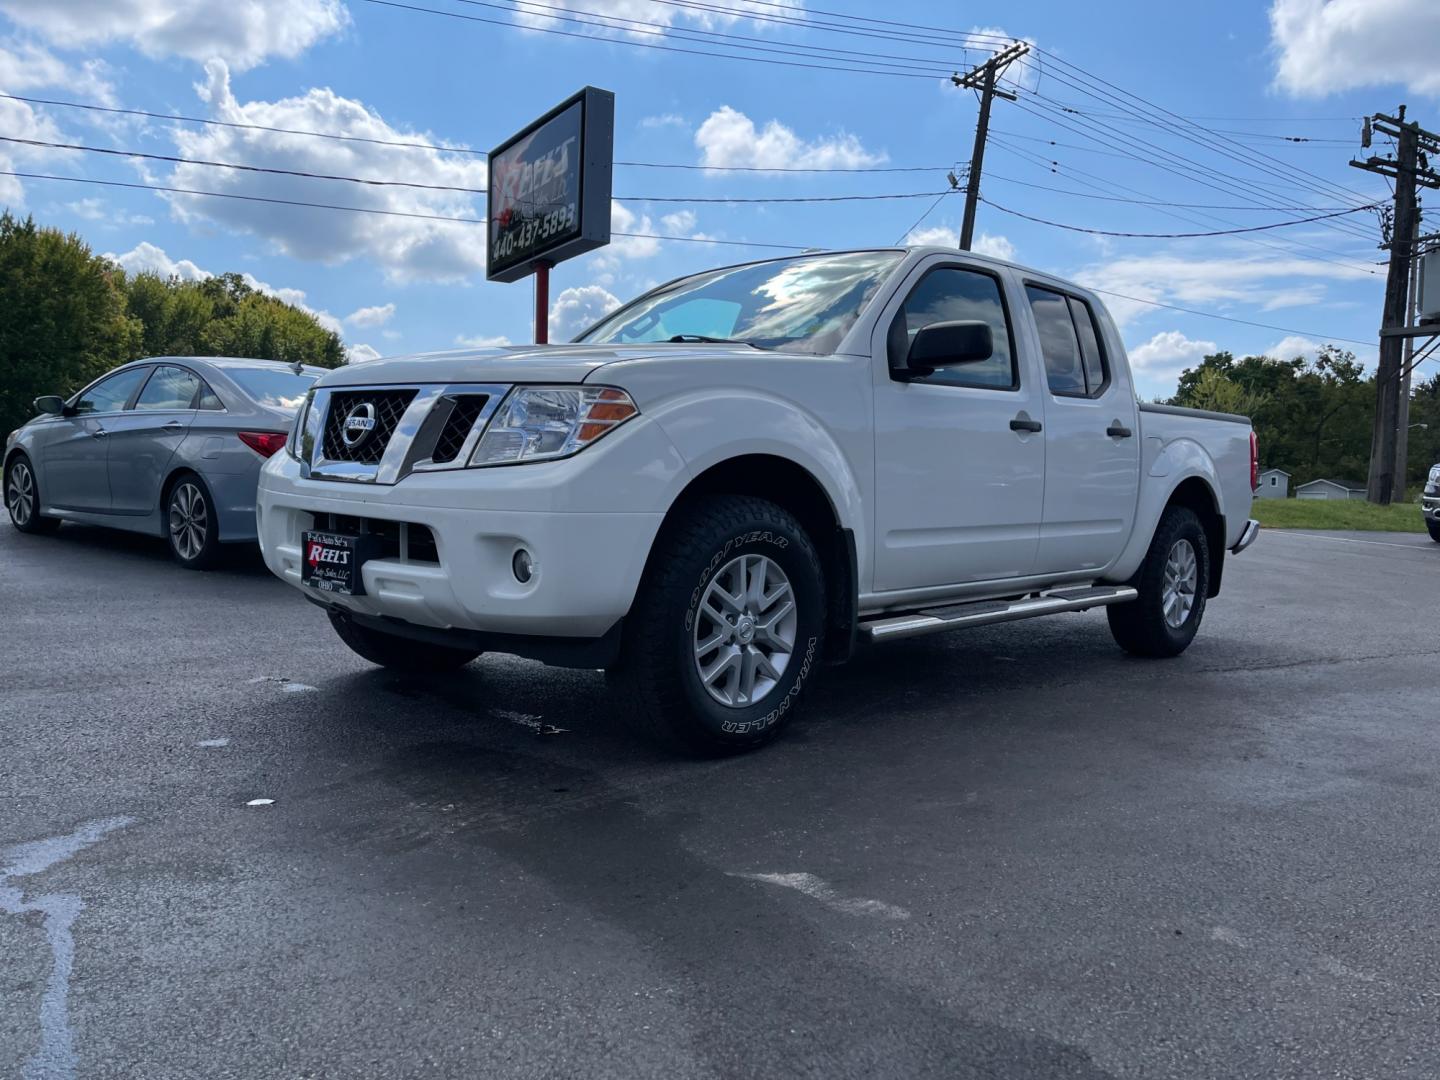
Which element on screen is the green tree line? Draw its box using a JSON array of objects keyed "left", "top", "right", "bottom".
[
  {"left": 1167, "top": 346, "right": 1440, "bottom": 491},
  {"left": 0, "top": 213, "right": 344, "bottom": 435}
]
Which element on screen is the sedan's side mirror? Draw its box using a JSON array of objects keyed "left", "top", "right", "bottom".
[
  {"left": 33, "top": 395, "right": 68, "bottom": 417},
  {"left": 907, "top": 320, "right": 994, "bottom": 375}
]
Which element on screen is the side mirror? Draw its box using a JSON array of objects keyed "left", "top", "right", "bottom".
[
  {"left": 33, "top": 395, "right": 67, "bottom": 417},
  {"left": 907, "top": 321, "right": 994, "bottom": 374}
]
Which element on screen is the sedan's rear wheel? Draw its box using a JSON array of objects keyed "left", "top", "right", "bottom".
[
  {"left": 166, "top": 473, "right": 223, "bottom": 569},
  {"left": 5, "top": 455, "right": 61, "bottom": 535}
]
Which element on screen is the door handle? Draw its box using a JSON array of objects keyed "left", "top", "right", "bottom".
[
  {"left": 90, "top": 427, "right": 107, "bottom": 438},
  {"left": 1106, "top": 424, "right": 1133, "bottom": 438},
  {"left": 162, "top": 420, "right": 186, "bottom": 430},
  {"left": 1009, "top": 417, "right": 1043, "bottom": 433}
]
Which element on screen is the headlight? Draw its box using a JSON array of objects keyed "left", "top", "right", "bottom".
[
  {"left": 470, "top": 385, "right": 638, "bottom": 466},
  {"left": 1430, "top": 465, "right": 1440, "bottom": 484},
  {"left": 288, "top": 389, "right": 315, "bottom": 460}
]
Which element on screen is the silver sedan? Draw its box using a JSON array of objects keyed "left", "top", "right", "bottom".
[{"left": 4, "top": 357, "right": 322, "bottom": 568}]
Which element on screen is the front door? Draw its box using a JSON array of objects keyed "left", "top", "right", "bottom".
[
  {"left": 872, "top": 262, "right": 1045, "bottom": 592},
  {"left": 1024, "top": 285, "right": 1140, "bottom": 573},
  {"left": 39, "top": 366, "right": 150, "bottom": 512},
  {"left": 106, "top": 364, "right": 199, "bottom": 514}
]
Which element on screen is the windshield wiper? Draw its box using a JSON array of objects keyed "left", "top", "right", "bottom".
[{"left": 666, "top": 334, "right": 770, "bottom": 349}]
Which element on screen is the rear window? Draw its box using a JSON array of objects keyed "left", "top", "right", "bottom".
[{"left": 226, "top": 368, "right": 317, "bottom": 410}]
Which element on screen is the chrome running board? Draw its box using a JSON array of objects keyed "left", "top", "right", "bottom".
[{"left": 858, "top": 585, "right": 1138, "bottom": 643}]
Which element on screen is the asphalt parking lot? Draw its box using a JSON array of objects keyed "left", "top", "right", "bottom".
[{"left": 3, "top": 522, "right": 1439, "bottom": 1080}]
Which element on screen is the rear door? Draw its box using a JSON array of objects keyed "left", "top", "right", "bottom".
[
  {"left": 1025, "top": 284, "right": 1140, "bottom": 573},
  {"left": 40, "top": 366, "right": 150, "bottom": 512},
  {"left": 106, "top": 364, "right": 200, "bottom": 514},
  {"left": 871, "top": 260, "right": 1045, "bottom": 591}
]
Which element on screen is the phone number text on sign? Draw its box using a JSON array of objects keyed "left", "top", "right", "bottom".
[{"left": 492, "top": 203, "right": 579, "bottom": 262}]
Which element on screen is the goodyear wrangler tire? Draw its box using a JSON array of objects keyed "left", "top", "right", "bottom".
[
  {"left": 611, "top": 494, "right": 825, "bottom": 755},
  {"left": 1107, "top": 505, "right": 1209, "bottom": 658}
]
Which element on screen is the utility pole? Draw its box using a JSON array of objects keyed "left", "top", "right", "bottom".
[
  {"left": 952, "top": 41, "right": 1030, "bottom": 251},
  {"left": 1351, "top": 107, "right": 1440, "bottom": 504}
]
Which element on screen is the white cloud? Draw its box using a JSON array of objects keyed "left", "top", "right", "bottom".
[
  {"left": 641, "top": 113, "right": 686, "bottom": 129},
  {"left": 695, "top": 106, "right": 885, "bottom": 171},
  {"left": 0, "top": 94, "right": 74, "bottom": 206},
  {"left": 660, "top": 209, "right": 697, "bottom": 234},
  {"left": 0, "top": 0, "right": 349, "bottom": 72},
  {"left": 902, "top": 225, "right": 1015, "bottom": 261},
  {"left": 1268, "top": 334, "right": 1323, "bottom": 362},
  {"left": 1270, "top": 0, "right": 1440, "bottom": 97},
  {"left": 513, "top": 0, "right": 800, "bottom": 37},
  {"left": 0, "top": 41, "right": 115, "bottom": 103},
  {"left": 1129, "top": 330, "right": 1217, "bottom": 377},
  {"left": 66, "top": 198, "right": 107, "bottom": 221},
  {"left": 1075, "top": 250, "right": 1375, "bottom": 328},
  {"left": 106, "top": 240, "right": 209, "bottom": 281},
  {"left": 1260, "top": 284, "right": 1326, "bottom": 311},
  {"left": 346, "top": 343, "right": 382, "bottom": 364},
  {"left": 549, "top": 284, "right": 621, "bottom": 341},
  {"left": 455, "top": 333, "right": 512, "bottom": 348},
  {"left": 344, "top": 302, "right": 395, "bottom": 328},
  {"left": 164, "top": 60, "right": 489, "bottom": 283}
]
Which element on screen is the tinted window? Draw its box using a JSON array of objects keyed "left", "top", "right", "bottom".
[
  {"left": 580, "top": 251, "right": 903, "bottom": 354},
  {"left": 74, "top": 368, "right": 147, "bottom": 414},
  {"left": 226, "top": 368, "right": 317, "bottom": 410},
  {"left": 1026, "top": 286, "right": 1086, "bottom": 396},
  {"left": 134, "top": 365, "right": 201, "bottom": 410},
  {"left": 1067, "top": 296, "right": 1109, "bottom": 395},
  {"left": 198, "top": 383, "right": 225, "bottom": 410},
  {"left": 889, "top": 267, "right": 1015, "bottom": 389}
]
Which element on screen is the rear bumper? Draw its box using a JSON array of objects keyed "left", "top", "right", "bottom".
[
  {"left": 1230, "top": 518, "right": 1260, "bottom": 554},
  {"left": 256, "top": 455, "right": 666, "bottom": 639}
]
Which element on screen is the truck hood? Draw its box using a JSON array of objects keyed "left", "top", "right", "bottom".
[{"left": 315, "top": 343, "right": 714, "bottom": 387}]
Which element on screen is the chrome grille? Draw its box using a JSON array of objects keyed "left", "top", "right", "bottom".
[
  {"left": 321, "top": 390, "right": 417, "bottom": 464},
  {"left": 430, "top": 394, "right": 490, "bottom": 464}
]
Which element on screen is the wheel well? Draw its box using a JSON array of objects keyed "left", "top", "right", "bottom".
[
  {"left": 651, "top": 455, "right": 857, "bottom": 662},
  {"left": 1165, "top": 477, "right": 1226, "bottom": 598}
]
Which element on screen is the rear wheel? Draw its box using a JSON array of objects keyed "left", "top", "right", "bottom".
[
  {"left": 5, "top": 454, "right": 61, "bottom": 535},
  {"left": 165, "top": 472, "right": 224, "bottom": 570},
  {"left": 1108, "top": 505, "right": 1210, "bottom": 658},
  {"left": 609, "top": 494, "right": 826, "bottom": 755},
  {"left": 328, "top": 611, "right": 481, "bottom": 672}
]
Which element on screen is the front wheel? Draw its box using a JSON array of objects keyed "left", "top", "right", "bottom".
[
  {"left": 328, "top": 611, "right": 481, "bottom": 672},
  {"left": 1428, "top": 521, "right": 1440, "bottom": 544},
  {"left": 1108, "top": 505, "right": 1210, "bottom": 658},
  {"left": 609, "top": 494, "right": 826, "bottom": 755},
  {"left": 5, "top": 454, "right": 61, "bottom": 535}
]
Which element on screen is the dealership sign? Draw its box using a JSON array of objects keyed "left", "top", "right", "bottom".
[{"left": 486, "top": 87, "right": 615, "bottom": 283}]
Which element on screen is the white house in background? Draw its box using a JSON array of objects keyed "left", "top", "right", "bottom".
[
  {"left": 1256, "top": 467, "right": 1290, "bottom": 499},
  {"left": 1295, "top": 478, "right": 1366, "bottom": 501}
]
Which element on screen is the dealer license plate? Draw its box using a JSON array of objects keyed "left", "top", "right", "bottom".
[{"left": 301, "top": 530, "right": 374, "bottom": 595}]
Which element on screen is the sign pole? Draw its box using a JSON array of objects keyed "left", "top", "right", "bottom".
[{"left": 534, "top": 261, "right": 551, "bottom": 344}]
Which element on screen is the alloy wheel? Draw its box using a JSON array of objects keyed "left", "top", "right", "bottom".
[
  {"left": 169, "top": 482, "right": 208, "bottom": 562},
  {"left": 6, "top": 461, "right": 34, "bottom": 527},
  {"left": 692, "top": 553, "right": 799, "bottom": 707},
  {"left": 1162, "top": 538, "right": 1198, "bottom": 629}
]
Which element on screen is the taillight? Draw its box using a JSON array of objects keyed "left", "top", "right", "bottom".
[
  {"left": 239, "top": 431, "right": 287, "bottom": 458},
  {"left": 1249, "top": 429, "right": 1259, "bottom": 491}
]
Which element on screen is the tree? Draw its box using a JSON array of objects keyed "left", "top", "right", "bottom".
[{"left": 0, "top": 213, "right": 141, "bottom": 435}]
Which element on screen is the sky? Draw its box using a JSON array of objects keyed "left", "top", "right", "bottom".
[{"left": 0, "top": 0, "right": 1436, "bottom": 398}]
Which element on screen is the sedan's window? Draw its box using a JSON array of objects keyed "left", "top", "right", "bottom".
[
  {"left": 134, "top": 365, "right": 202, "bottom": 410},
  {"left": 226, "top": 368, "right": 318, "bottom": 410},
  {"left": 197, "top": 382, "right": 225, "bottom": 410},
  {"left": 888, "top": 267, "right": 1016, "bottom": 389},
  {"left": 1026, "top": 286, "right": 1087, "bottom": 397},
  {"left": 73, "top": 367, "right": 147, "bottom": 414}
]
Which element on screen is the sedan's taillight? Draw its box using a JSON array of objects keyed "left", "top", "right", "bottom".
[{"left": 239, "top": 431, "right": 288, "bottom": 458}]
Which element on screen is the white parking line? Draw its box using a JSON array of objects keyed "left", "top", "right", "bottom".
[{"left": 1269, "top": 531, "right": 1431, "bottom": 552}]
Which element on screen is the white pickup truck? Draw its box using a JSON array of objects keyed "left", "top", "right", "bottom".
[{"left": 257, "top": 247, "right": 1259, "bottom": 752}]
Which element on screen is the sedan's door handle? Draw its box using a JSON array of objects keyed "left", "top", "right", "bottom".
[
  {"left": 1009, "top": 417, "right": 1043, "bottom": 433},
  {"left": 1106, "top": 424, "right": 1133, "bottom": 438},
  {"left": 162, "top": 420, "right": 186, "bottom": 430},
  {"left": 90, "top": 427, "right": 107, "bottom": 438}
]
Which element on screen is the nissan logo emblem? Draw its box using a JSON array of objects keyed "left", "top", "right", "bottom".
[{"left": 341, "top": 402, "right": 377, "bottom": 448}]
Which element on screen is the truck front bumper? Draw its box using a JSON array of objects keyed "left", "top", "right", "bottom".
[{"left": 256, "top": 454, "right": 665, "bottom": 641}]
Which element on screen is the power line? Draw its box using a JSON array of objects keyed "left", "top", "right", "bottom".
[
  {"left": 0, "top": 170, "right": 815, "bottom": 250},
  {"left": 978, "top": 195, "right": 1379, "bottom": 238},
  {"left": 0, "top": 133, "right": 955, "bottom": 204},
  {"left": 982, "top": 168, "right": 1362, "bottom": 212},
  {"left": 1085, "top": 288, "right": 1373, "bottom": 349}
]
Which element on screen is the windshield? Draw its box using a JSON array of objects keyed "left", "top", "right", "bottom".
[
  {"left": 577, "top": 250, "right": 903, "bottom": 354},
  {"left": 227, "top": 368, "right": 318, "bottom": 411}
]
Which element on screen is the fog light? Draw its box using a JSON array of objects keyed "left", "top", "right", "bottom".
[{"left": 512, "top": 548, "right": 534, "bottom": 583}]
